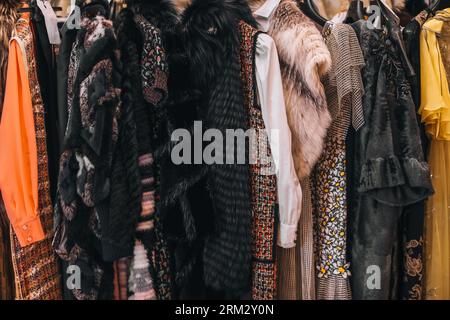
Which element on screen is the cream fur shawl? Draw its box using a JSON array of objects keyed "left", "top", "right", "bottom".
[{"left": 250, "top": 0, "right": 332, "bottom": 179}]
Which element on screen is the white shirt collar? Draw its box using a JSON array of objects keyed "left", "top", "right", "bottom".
[{"left": 254, "top": 0, "right": 281, "bottom": 32}]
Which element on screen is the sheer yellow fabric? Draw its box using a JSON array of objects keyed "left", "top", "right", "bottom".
[
  {"left": 420, "top": 9, "right": 450, "bottom": 300},
  {"left": 420, "top": 14, "right": 450, "bottom": 140},
  {"left": 424, "top": 141, "right": 450, "bottom": 299}
]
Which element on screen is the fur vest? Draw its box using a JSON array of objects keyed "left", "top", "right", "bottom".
[
  {"left": 164, "top": 0, "right": 258, "bottom": 296},
  {"left": 250, "top": 0, "right": 332, "bottom": 179}
]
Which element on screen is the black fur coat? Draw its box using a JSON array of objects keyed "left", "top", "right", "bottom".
[{"left": 161, "top": 0, "right": 258, "bottom": 298}]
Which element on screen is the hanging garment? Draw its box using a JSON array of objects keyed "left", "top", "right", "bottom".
[
  {"left": 400, "top": 9, "right": 433, "bottom": 300},
  {"left": 32, "top": 6, "right": 60, "bottom": 203},
  {"left": 239, "top": 21, "right": 278, "bottom": 300},
  {"left": 170, "top": 0, "right": 256, "bottom": 297},
  {"left": 246, "top": 28, "right": 303, "bottom": 298},
  {"left": 254, "top": 35, "right": 302, "bottom": 250},
  {"left": 54, "top": 10, "right": 126, "bottom": 300},
  {"left": 56, "top": 10, "right": 79, "bottom": 151},
  {"left": 0, "top": 12, "right": 62, "bottom": 300},
  {"left": 0, "top": 0, "right": 19, "bottom": 300},
  {"left": 249, "top": 0, "right": 332, "bottom": 300},
  {"left": 248, "top": 9, "right": 303, "bottom": 254},
  {"left": 420, "top": 9, "right": 450, "bottom": 300},
  {"left": 54, "top": 2, "right": 88, "bottom": 300},
  {"left": 114, "top": 1, "right": 176, "bottom": 299},
  {"left": 312, "top": 22, "right": 365, "bottom": 300},
  {"left": 348, "top": 20, "right": 433, "bottom": 300}
]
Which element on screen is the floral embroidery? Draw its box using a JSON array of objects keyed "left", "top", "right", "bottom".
[
  {"left": 409, "top": 284, "right": 422, "bottom": 300},
  {"left": 403, "top": 237, "right": 424, "bottom": 300},
  {"left": 404, "top": 238, "right": 423, "bottom": 279}
]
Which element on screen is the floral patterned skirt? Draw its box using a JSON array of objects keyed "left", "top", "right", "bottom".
[{"left": 312, "top": 134, "right": 351, "bottom": 300}]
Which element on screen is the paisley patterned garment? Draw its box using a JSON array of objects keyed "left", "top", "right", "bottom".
[
  {"left": 132, "top": 13, "right": 172, "bottom": 300},
  {"left": 134, "top": 14, "right": 168, "bottom": 106},
  {"left": 54, "top": 15, "right": 120, "bottom": 300}
]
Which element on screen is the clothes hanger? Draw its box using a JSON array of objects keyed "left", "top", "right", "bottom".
[
  {"left": 299, "top": 0, "right": 327, "bottom": 26},
  {"left": 344, "top": 0, "right": 365, "bottom": 23},
  {"left": 403, "top": 0, "right": 437, "bottom": 51},
  {"left": 377, "top": 0, "right": 400, "bottom": 25},
  {"left": 375, "top": 0, "right": 416, "bottom": 77}
]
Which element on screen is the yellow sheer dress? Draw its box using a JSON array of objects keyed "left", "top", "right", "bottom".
[{"left": 420, "top": 9, "right": 450, "bottom": 300}]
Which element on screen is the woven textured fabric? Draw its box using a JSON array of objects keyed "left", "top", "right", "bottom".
[
  {"left": 238, "top": 21, "right": 278, "bottom": 300},
  {"left": 316, "top": 274, "right": 352, "bottom": 300},
  {"left": 299, "top": 178, "right": 315, "bottom": 300},
  {"left": 322, "top": 22, "right": 365, "bottom": 134},
  {"left": 9, "top": 15, "right": 61, "bottom": 300},
  {"left": 276, "top": 245, "right": 299, "bottom": 300},
  {"left": 276, "top": 178, "right": 315, "bottom": 300}
]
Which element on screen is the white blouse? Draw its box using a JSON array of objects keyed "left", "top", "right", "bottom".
[{"left": 255, "top": 33, "right": 302, "bottom": 249}]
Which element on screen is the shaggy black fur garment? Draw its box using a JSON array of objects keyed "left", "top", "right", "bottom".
[
  {"left": 115, "top": 0, "right": 181, "bottom": 298},
  {"left": 176, "top": 0, "right": 257, "bottom": 295}
]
